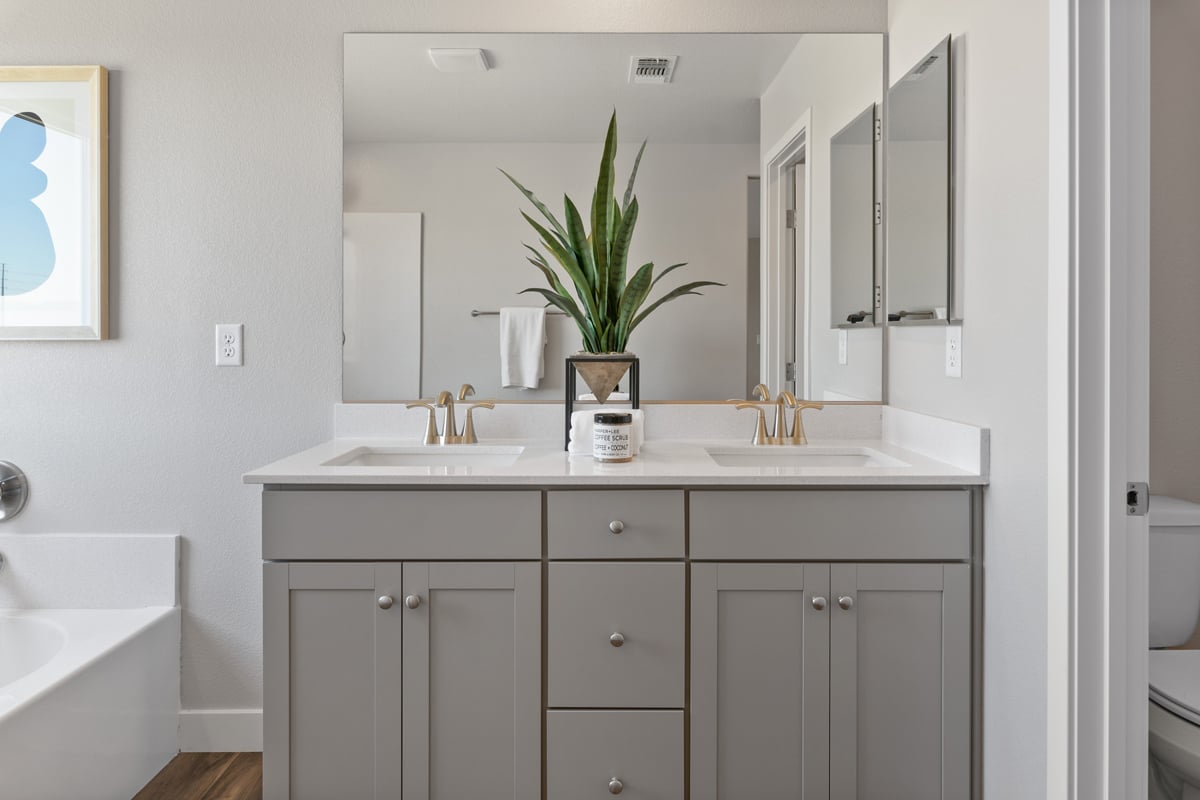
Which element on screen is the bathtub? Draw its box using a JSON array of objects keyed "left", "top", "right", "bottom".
[{"left": 0, "top": 607, "right": 180, "bottom": 800}]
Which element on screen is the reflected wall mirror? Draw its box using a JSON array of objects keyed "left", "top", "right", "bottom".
[
  {"left": 886, "top": 35, "right": 955, "bottom": 325},
  {"left": 343, "top": 33, "right": 886, "bottom": 402}
]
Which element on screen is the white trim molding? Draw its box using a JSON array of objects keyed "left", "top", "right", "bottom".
[
  {"left": 179, "top": 709, "right": 263, "bottom": 753},
  {"left": 1050, "top": 0, "right": 1151, "bottom": 797},
  {"left": 761, "top": 108, "right": 812, "bottom": 395}
]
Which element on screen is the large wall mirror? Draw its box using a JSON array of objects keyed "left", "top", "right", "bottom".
[
  {"left": 343, "top": 33, "right": 885, "bottom": 402},
  {"left": 886, "top": 35, "right": 954, "bottom": 325}
]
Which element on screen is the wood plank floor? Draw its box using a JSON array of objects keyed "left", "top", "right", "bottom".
[{"left": 133, "top": 752, "right": 261, "bottom": 800}]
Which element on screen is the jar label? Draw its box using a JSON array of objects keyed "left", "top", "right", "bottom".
[{"left": 593, "top": 424, "right": 632, "bottom": 461}]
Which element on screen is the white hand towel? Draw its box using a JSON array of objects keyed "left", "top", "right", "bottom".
[
  {"left": 567, "top": 409, "right": 645, "bottom": 456},
  {"left": 499, "top": 307, "right": 547, "bottom": 389},
  {"left": 577, "top": 391, "right": 631, "bottom": 402}
]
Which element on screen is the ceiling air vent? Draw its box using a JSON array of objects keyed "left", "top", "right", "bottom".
[{"left": 629, "top": 56, "right": 678, "bottom": 85}]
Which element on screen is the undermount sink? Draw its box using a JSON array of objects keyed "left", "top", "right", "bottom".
[
  {"left": 323, "top": 445, "right": 525, "bottom": 468},
  {"left": 705, "top": 446, "right": 908, "bottom": 469}
]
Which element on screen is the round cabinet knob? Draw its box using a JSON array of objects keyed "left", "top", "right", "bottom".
[
  {"left": 609, "top": 632, "right": 625, "bottom": 648},
  {"left": 609, "top": 520, "right": 625, "bottom": 534},
  {"left": 608, "top": 778, "right": 624, "bottom": 795},
  {"left": 377, "top": 595, "right": 394, "bottom": 610},
  {"left": 838, "top": 595, "right": 854, "bottom": 611},
  {"left": 811, "top": 596, "right": 828, "bottom": 611},
  {"left": 404, "top": 595, "right": 422, "bottom": 610}
]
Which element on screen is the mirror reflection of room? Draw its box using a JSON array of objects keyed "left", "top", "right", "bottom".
[{"left": 343, "top": 33, "right": 883, "bottom": 403}]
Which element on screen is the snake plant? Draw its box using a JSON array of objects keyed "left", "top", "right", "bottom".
[{"left": 501, "top": 111, "right": 724, "bottom": 354}]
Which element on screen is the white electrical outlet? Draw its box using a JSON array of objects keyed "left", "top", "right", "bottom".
[
  {"left": 215, "top": 324, "right": 243, "bottom": 366},
  {"left": 945, "top": 325, "right": 962, "bottom": 378},
  {"left": 838, "top": 330, "right": 848, "bottom": 365}
]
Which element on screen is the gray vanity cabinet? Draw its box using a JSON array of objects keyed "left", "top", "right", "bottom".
[
  {"left": 828, "top": 562, "right": 970, "bottom": 800},
  {"left": 690, "top": 563, "right": 832, "bottom": 800},
  {"left": 691, "top": 561, "right": 970, "bottom": 800},
  {"left": 263, "top": 560, "right": 540, "bottom": 800}
]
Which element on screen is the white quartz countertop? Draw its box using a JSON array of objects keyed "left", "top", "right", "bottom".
[{"left": 244, "top": 437, "right": 987, "bottom": 487}]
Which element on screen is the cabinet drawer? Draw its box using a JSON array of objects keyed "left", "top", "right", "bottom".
[
  {"left": 547, "top": 490, "right": 685, "bottom": 559},
  {"left": 262, "top": 490, "right": 541, "bottom": 560},
  {"left": 547, "top": 710, "right": 684, "bottom": 800},
  {"left": 548, "top": 563, "right": 685, "bottom": 708},
  {"left": 690, "top": 490, "right": 971, "bottom": 561}
]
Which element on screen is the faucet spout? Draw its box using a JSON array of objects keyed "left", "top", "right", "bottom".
[
  {"left": 774, "top": 391, "right": 797, "bottom": 443},
  {"left": 435, "top": 390, "right": 459, "bottom": 444}
]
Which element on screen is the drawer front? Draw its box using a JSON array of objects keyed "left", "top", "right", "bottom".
[
  {"left": 548, "top": 563, "right": 685, "bottom": 708},
  {"left": 262, "top": 490, "right": 541, "bottom": 560},
  {"left": 690, "top": 490, "right": 971, "bottom": 561},
  {"left": 547, "top": 710, "right": 684, "bottom": 800},
  {"left": 547, "top": 490, "right": 685, "bottom": 559}
]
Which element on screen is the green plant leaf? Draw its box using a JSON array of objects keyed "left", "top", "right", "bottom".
[
  {"left": 614, "top": 262, "right": 655, "bottom": 351},
  {"left": 519, "top": 287, "right": 599, "bottom": 351},
  {"left": 563, "top": 195, "right": 598, "bottom": 292},
  {"left": 608, "top": 196, "right": 638, "bottom": 314},
  {"left": 591, "top": 112, "right": 618, "bottom": 306},
  {"left": 500, "top": 169, "right": 570, "bottom": 246},
  {"left": 521, "top": 212, "right": 601, "bottom": 324},
  {"left": 628, "top": 280, "right": 727, "bottom": 336},
  {"left": 648, "top": 262, "right": 688, "bottom": 291},
  {"left": 622, "top": 139, "right": 647, "bottom": 214}
]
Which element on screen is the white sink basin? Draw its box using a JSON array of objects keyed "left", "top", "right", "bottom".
[
  {"left": 705, "top": 446, "right": 907, "bottom": 469},
  {"left": 322, "top": 445, "right": 525, "bottom": 468}
]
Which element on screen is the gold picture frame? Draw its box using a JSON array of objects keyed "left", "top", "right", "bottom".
[{"left": 0, "top": 66, "right": 108, "bottom": 340}]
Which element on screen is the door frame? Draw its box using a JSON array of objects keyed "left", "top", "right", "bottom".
[
  {"left": 761, "top": 109, "right": 812, "bottom": 397},
  {"left": 1049, "top": 0, "right": 1151, "bottom": 796}
]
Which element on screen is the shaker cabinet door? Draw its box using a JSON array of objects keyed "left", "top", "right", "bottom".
[
  {"left": 690, "top": 562, "right": 831, "bottom": 800},
  {"left": 828, "top": 563, "right": 971, "bottom": 800},
  {"left": 401, "top": 562, "right": 542, "bottom": 800},
  {"left": 263, "top": 562, "right": 403, "bottom": 800}
]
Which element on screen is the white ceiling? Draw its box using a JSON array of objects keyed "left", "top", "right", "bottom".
[{"left": 343, "top": 33, "right": 808, "bottom": 144}]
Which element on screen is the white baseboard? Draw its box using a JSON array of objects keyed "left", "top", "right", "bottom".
[{"left": 179, "top": 709, "right": 262, "bottom": 752}]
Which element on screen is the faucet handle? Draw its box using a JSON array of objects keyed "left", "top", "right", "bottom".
[
  {"left": 405, "top": 402, "right": 440, "bottom": 446},
  {"left": 462, "top": 401, "right": 495, "bottom": 445},
  {"left": 458, "top": 383, "right": 476, "bottom": 402},
  {"left": 787, "top": 402, "right": 825, "bottom": 446},
  {"left": 734, "top": 403, "right": 771, "bottom": 446}
]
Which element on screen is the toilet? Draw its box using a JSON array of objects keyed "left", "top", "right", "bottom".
[{"left": 1149, "top": 496, "right": 1200, "bottom": 800}]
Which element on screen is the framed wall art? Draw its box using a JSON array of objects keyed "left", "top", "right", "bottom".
[{"left": 0, "top": 66, "right": 108, "bottom": 340}]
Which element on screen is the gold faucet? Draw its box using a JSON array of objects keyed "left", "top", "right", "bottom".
[
  {"left": 412, "top": 384, "right": 493, "bottom": 445},
  {"left": 785, "top": 401, "right": 825, "bottom": 445},
  {"left": 735, "top": 403, "right": 771, "bottom": 445},
  {"left": 405, "top": 402, "right": 440, "bottom": 445},
  {"left": 462, "top": 401, "right": 494, "bottom": 444},
  {"left": 731, "top": 386, "right": 824, "bottom": 445},
  {"left": 773, "top": 391, "right": 797, "bottom": 444}
]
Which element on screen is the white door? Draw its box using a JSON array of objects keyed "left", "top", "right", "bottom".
[{"left": 1053, "top": 0, "right": 1151, "bottom": 796}]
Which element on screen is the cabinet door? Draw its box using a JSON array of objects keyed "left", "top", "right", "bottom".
[
  {"left": 263, "top": 562, "right": 402, "bottom": 800},
  {"left": 691, "top": 563, "right": 831, "bottom": 800},
  {"left": 401, "top": 562, "right": 541, "bottom": 800},
  {"left": 829, "top": 563, "right": 971, "bottom": 800}
]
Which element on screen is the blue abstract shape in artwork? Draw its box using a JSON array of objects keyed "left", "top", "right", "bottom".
[{"left": 0, "top": 111, "right": 55, "bottom": 296}]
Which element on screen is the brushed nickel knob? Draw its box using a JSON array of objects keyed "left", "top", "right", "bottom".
[
  {"left": 838, "top": 595, "right": 854, "bottom": 611},
  {"left": 377, "top": 595, "right": 394, "bottom": 610},
  {"left": 608, "top": 778, "right": 624, "bottom": 794},
  {"left": 404, "top": 595, "right": 422, "bottom": 610},
  {"left": 610, "top": 632, "right": 625, "bottom": 647},
  {"left": 811, "top": 596, "right": 828, "bottom": 611},
  {"left": 609, "top": 520, "right": 625, "bottom": 534}
]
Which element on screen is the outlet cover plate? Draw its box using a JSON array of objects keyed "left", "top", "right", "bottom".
[{"left": 216, "top": 323, "right": 243, "bottom": 367}]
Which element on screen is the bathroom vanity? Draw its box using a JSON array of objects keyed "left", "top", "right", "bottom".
[{"left": 248, "top": 428, "right": 986, "bottom": 800}]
